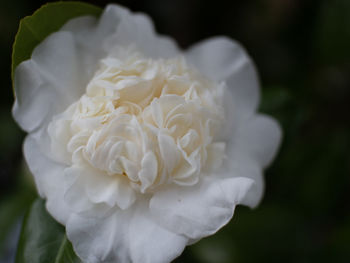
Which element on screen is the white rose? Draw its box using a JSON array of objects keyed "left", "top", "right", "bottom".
[{"left": 13, "top": 4, "right": 281, "bottom": 263}]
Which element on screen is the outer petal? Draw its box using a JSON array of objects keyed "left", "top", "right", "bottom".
[
  {"left": 149, "top": 176, "right": 255, "bottom": 240},
  {"left": 186, "top": 37, "right": 260, "bottom": 120},
  {"left": 66, "top": 202, "right": 187, "bottom": 263},
  {"left": 100, "top": 5, "right": 179, "bottom": 58},
  {"left": 225, "top": 156, "right": 264, "bottom": 208},
  {"left": 128, "top": 205, "right": 187, "bottom": 263},
  {"left": 219, "top": 115, "right": 281, "bottom": 208},
  {"left": 62, "top": 4, "right": 179, "bottom": 60},
  {"left": 12, "top": 31, "right": 83, "bottom": 133},
  {"left": 230, "top": 114, "right": 282, "bottom": 168},
  {"left": 23, "top": 134, "right": 70, "bottom": 224}
]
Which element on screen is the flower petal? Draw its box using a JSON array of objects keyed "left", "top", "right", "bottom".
[
  {"left": 66, "top": 202, "right": 187, "bottom": 263},
  {"left": 226, "top": 156, "right": 264, "bottom": 208},
  {"left": 149, "top": 176, "right": 254, "bottom": 239},
  {"left": 13, "top": 31, "right": 86, "bottom": 133},
  {"left": 86, "top": 173, "right": 136, "bottom": 210},
  {"left": 63, "top": 4, "right": 179, "bottom": 61},
  {"left": 64, "top": 166, "right": 136, "bottom": 211},
  {"left": 158, "top": 133, "right": 180, "bottom": 175},
  {"left": 100, "top": 5, "right": 179, "bottom": 59},
  {"left": 23, "top": 134, "right": 70, "bottom": 224},
  {"left": 139, "top": 151, "right": 158, "bottom": 192},
  {"left": 230, "top": 114, "right": 282, "bottom": 168},
  {"left": 63, "top": 167, "right": 94, "bottom": 214},
  {"left": 128, "top": 205, "right": 187, "bottom": 263},
  {"left": 186, "top": 37, "right": 260, "bottom": 118}
]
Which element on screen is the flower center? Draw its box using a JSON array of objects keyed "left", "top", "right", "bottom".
[{"left": 48, "top": 47, "right": 226, "bottom": 193}]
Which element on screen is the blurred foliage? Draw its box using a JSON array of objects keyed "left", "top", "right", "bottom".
[
  {"left": 0, "top": 163, "right": 36, "bottom": 252},
  {"left": 0, "top": 0, "right": 349, "bottom": 262}
]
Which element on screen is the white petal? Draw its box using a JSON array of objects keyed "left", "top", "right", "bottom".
[
  {"left": 99, "top": 5, "right": 179, "bottom": 59},
  {"left": 13, "top": 31, "right": 86, "bottom": 132},
  {"left": 64, "top": 167, "right": 94, "bottom": 213},
  {"left": 61, "top": 15, "right": 106, "bottom": 79},
  {"left": 66, "top": 202, "right": 187, "bottom": 263},
  {"left": 186, "top": 37, "right": 260, "bottom": 118},
  {"left": 129, "top": 204, "right": 187, "bottom": 263},
  {"left": 230, "top": 114, "right": 282, "bottom": 168},
  {"left": 61, "top": 16, "right": 97, "bottom": 33},
  {"left": 30, "top": 32, "right": 84, "bottom": 99},
  {"left": 205, "top": 142, "right": 226, "bottom": 172},
  {"left": 218, "top": 115, "right": 281, "bottom": 208},
  {"left": 67, "top": 210, "right": 130, "bottom": 263},
  {"left": 63, "top": 4, "right": 179, "bottom": 60},
  {"left": 226, "top": 156, "right": 264, "bottom": 208},
  {"left": 86, "top": 173, "right": 136, "bottom": 210},
  {"left": 64, "top": 166, "right": 136, "bottom": 211},
  {"left": 47, "top": 116, "right": 73, "bottom": 165},
  {"left": 12, "top": 61, "right": 51, "bottom": 132},
  {"left": 23, "top": 134, "right": 70, "bottom": 224},
  {"left": 150, "top": 176, "right": 254, "bottom": 239}
]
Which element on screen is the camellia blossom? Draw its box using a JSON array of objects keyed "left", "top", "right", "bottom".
[{"left": 13, "top": 4, "right": 281, "bottom": 263}]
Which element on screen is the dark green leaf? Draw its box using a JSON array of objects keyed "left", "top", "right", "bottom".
[
  {"left": 54, "top": 235, "right": 81, "bottom": 263},
  {"left": 15, "top": 198, "right": 81, "bottom": 263},
  {"left": 11, "top": 1, "right": 102, "bottom": 84},
  {"left": 0, "top": 165, "right": 36, "bottom": 252}
]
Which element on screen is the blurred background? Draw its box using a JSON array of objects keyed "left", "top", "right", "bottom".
[{"left": 0, "top": 0, "right": 349, "bottom": 262}]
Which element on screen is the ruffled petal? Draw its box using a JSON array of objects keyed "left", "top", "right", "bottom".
[
  {"left": 149, "top": 176, "right": 254, "bottom": 240},
  {"left": 66, "top": 202, "right": 187, "bottom": 263},
  {"left": 85, "top": 172, "right": 137, "bottom": 210},
  {"left": 64, "top": 166, "right": 136, "bottom": 211},
  {"left": 186, "top": 37, "right": 260, "bottom": 119}
]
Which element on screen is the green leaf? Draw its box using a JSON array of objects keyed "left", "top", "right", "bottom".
[
  {"left": 54, "top": 235, "right": 81, "bottom": 263},
  {"left": 11, "top": 1, "right": 102, "bottom": 84},
  {"left": 15, "top": 198, "right": 81, "bottom": 263},
  {"left": 0, "top": 163, "right": 36, "bottom": 253}
]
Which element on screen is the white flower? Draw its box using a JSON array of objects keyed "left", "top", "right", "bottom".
[{"left": 13, "top": 4, "right": 281, "bottom": 263}]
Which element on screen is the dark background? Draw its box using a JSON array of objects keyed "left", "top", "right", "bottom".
[{"left": 1, "top": 0, "right": 350, "bottom": 262}]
